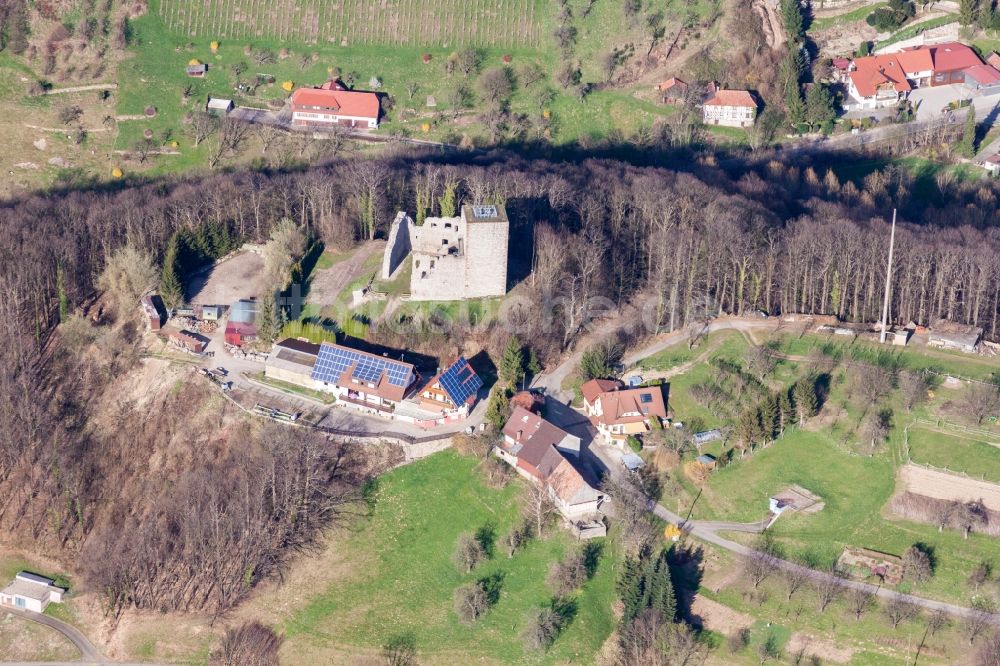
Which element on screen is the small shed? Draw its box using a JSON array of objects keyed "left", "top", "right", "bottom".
[
  {"left": 206, "top": 97, "right": 234, "bottom": 115},
  {"left": 657, "top": 77, "right": 688, "bottom": 103},
  {"left": 892, "top": 329, "right": 910, "bottom": 346},
  {"left": 981, "top": 154, "right": 1000, "bottom": 177},
  {"left": 200, "top": 305, "right": 221, "bottom": 321},
  {"left": 186, "top": 64, "right": 208, "bottom": 77},
  {"left": 928, "top": 319, "right": 983, "bottom": 353},
  {"left": 0, "top": 572, "right": 65, "bottom": 612},
  {"left": 169, "top": 329, "right": 209, "bottom": 354},
  {"left": 696, "top": 454, "right": 717, "bottom": 470},
  {"left": 693, "top": 429, "right": 723, "bottom": 447},
  {"left": 425, "top": 95, "right": 437, "bottom": 108},
  {"left": 140, "top": 294, "right": 163, "bottom": 331}
]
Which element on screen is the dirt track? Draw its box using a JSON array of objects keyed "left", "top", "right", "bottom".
[{"left": 900, "top": 464, "right": 1000, "bottom": 511}]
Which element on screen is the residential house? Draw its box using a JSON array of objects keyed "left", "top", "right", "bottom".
[
  {"left": 702, "top": 90, "right": 758, "bottom": 128},
  {"left": 581, "top": 379, "right": 668, "bottom": 446},
  {"left": 290, "top": 79, "right": 380, "bottom": 129},
  {"left": 0, "top": 572, "right": 65, "bottom": 612},
  {"left": 981, "top": 153, "right": 1000, "bottom": 176},
  {"left": 847, "top": 42, "right": 993, "bottom": 108},
  {"left": 418, "top": 356, "right": 483, "bottom": 416},
  {"left": 657, "top": 77, "right": 688, "bottom": 103},
  {"left": 224, "top": 299, "right": 258, "bottom": 347},
  {"left": 928, "top": 318, "right": 983, "bottom": 353},
  {"left": 310, "top": 341, "right": 417, "bottom": 413},
  {"left": 265, "top": 338, "right": 321, "bottom": 388},
  {"left": 499, "top": 408, "right": 604, "bottom": 519}
]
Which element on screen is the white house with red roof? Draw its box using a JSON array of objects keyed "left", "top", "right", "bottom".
[
  {"left": 702, "top": 89, "right": 758, "bottom": 128},
  {"left": 580, "top": 379, "right": 668, "bottom": 446},
  {"left": 847, "top": 42, "right": 1000, "bottom": 108},
  {"left": 289, "top": 79, "right": 380, "bottom": 129}
]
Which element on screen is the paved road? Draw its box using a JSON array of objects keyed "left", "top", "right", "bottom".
[
  {"left": 537, "top": 313, "right": 1000, "bottom": 623},
  {"left": 4, "top": 607, "right": 103, "bottom": 662}
]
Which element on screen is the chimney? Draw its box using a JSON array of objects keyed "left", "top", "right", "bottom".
[{"left": 517, "top": 429, "right": 523, "bottom": 441}]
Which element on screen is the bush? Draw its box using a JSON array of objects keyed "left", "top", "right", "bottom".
[
  {"left": 626, "top": 435, "right": 642, "bottom": 453},
  {"left": 453, "top": 532, "right": 485, "bottom": 573},
  {"left": 521, "top": 607, "right": 563, "bottom": 650}
]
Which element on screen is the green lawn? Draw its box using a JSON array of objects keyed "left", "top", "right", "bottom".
[
  {"left": 907, "top": 426, "right": 1000, "bottom": 483},
  {"left": 283, "top": 451, "right": 619, "bottom": 664},
  {"left": 698, "top": 426, "right": 1000, "bottom": 604}
]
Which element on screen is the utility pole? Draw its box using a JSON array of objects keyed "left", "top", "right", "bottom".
[{"left": 879, "top": 208, "right": 897, "bottom": 344}]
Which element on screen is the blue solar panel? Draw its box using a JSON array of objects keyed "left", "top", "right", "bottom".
[
  {"left": 438, "top": 357, "right": 483, "bottom": 406},
  {"left": 311, "top": 343, "right": 414, "bottom": 388}
]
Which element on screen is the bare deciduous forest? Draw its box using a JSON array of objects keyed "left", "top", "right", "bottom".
[{"left": 0, "top": 148, "right": 998, "bottom": 616}]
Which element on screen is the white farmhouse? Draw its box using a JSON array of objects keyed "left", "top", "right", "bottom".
[{"left": 702, "top": 90, "right": 758, "bottom": 128}]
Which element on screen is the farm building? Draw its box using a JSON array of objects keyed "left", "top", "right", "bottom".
[
  {"left": 417, "top": 357, "right": 483, "bottom": 416},
  {"left": 169, "top": 329, "right": 209, "bottom": 354},
  {"left": 702, "top": 90, "right": 758, "bottom": 127},
  {"left": 225, "top": 299, "right": 258, "bottom": 347},
  {"left": 206, "top": 97, "right": 234, "bottom": 115},
  {"left": 140, "top": 294, "right": 163, "bottom": 331},
  {"left": 580, "top": 379, "right": 668, "bottom": 446},
  {"left": 498, "top": 408, "right": 604, "bottom": 520},
  {"left": 310, "top": 341, "right": 417, "bottom": 413},
  {"left": 657, "top": 77, "right": 688, "bottom": 103},
  {"left": 289, "top": 79, "right": 380, "bottom": 129},
  {"left": 265, "top": 338, "right": 321, "bottom": 388},
  {"left": 928, "top": 319, "right": 982, "bottom": 353},
  {"left": 404, "top": 204, "right": 510, "bottom": 301},
  {"left": 0, "top": 572, "right": 65, "bottom": 612}
]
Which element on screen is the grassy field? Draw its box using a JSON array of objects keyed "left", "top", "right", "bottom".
[
  {"left": 907, "top": 426, "right": 1000, "bottom": 483},
  {"left": 157, "top": 0, "right": 546, "bottom": 47},
  {"left": 809, "top": 3, "right": 887, "bottom": 32},
  {"left": 280, "top": 450, "right": 619, "bottom": 664}
]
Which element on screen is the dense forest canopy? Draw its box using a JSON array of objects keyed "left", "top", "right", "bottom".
[{"left": 0, "top": 149, "right": 998, "bottom": 614}]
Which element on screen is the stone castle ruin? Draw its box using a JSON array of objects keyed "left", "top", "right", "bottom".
[{"left": 382, "top": 204, "right": 510, "bottom": 302}]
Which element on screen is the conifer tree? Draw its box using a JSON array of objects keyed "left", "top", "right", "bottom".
[
  {"left": 498, "top": 335, "right": 526, "bottom": 390},
  {"left": 160, "top": 234, "right": 184, "bottom": 310}
]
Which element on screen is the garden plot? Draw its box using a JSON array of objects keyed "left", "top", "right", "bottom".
[{"left": 899, "top": 463, "right": 1000, "bottom": 511}]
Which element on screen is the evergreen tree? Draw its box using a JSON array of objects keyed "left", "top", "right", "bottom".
[
  {"left": 793, "top": 376, "right": 818, "bottom": 424},
  {"left": 805, "top": 83, "right": 837, "bottom": 131},
  {"left": 498, "top": 335, "right": 526, "bottom": 389},
  {"left": 439, "top": 180, "right": 458, "bottom": 217},
  {"left": 778, "top": 389, "right": 793, "bottom": 432},
  {"left": 781, "top": 48, "right": 806, "bottom": 127},
  {"left": 959, "top": 105, "right": 977, "bottom": 158},
  {"left": 959, "top": 0, "right": 979, "bottom": 26},
  {"left": 617, "top": 557, "right": 644, "bottom": 624},
  {"left": 255, "top": 293, "right": 280, "bottom": 344},
  {"left": 780, "top": 0, "right": 805, "bottom": 41},
  {"left": 526, "top": 347, "right": 542, "bottom": 380},
  {"left": 652, "top": 550, "right": 677, "bottom": 620},
  {"left": 160, "top": 233, "right": 184, "bottom": 310},
  {"left": 759, "top": 394, "right": 780, "bottom": 442},
  {"left": 485, "top": 387, "right": 512, "bottom": 432}
]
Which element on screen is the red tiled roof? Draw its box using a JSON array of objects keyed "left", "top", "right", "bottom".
[
  {"left": 595, "top": 386, "right": 668, "bottom": 426},
  {"left": 925, "top": 41, "right": 983, "bottom": 72},
  {"left": 895, "top": 48, "right": 934, "bottom": 74},
  {"left": 988, "top": 52, "right": 1000, "bottom": 69},
  {"left": 704, "top": 89, "right": 758, "bottom": 108},
  {"left": 832, "top": 57, "right": 851, "bottom": 70},
  {"left": 581, "top": 378, "right": 622, "bottom": 404},
  {"left": 965, "top": 64, "right": 1000, "bottom": 85},
  {"left": 849, "top": 54, "right": 911, "bottom": 98},
  {"left": 658, "top": 77, "right": 687, "bottom": 91},
  {"left": 290, "top": 87, "right": 379, "bottom": 120}
]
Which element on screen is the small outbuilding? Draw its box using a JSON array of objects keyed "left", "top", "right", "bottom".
[
  {"left": 186, "top": 63, "right": 208, "bottom": 77},
  {"left": 169, "top": 329, "right": 209, "bottom": 354},
  {"left": 140, "top": 294, "right": 163, "bottom": 331},
  {"left": 657, "top": 77, "right": 688, "bottom": 104},
  {"left": 928, "top": 318, "right": 983, "bottom": 353},
  {"left": 206, "top": 97, "right": 234, "bottom": 115},
  {"left": 696, "top": 454, "right": 717, "bottom": 470},
  {"left": 265, "top": 338, "right": 320, "bottom": 388},
  {"left": 981, "top": 153, "right": 1000, "bottom": 177},
  {"left": 0, "top": 572, "right": 65, "bottom": 612}
]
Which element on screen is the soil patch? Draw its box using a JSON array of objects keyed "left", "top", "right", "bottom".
[
  {"left": 786, "top": 632, "right": 855, "bottom": 663},
  {"left": 899, "top": 463, "right": 1000, "bottom": 511},
  {"left": 186, "top": 251, "right": 267, "bottom": 305},
  {"left": 689, "top": 595, "right": 753, "bottom": 635}
]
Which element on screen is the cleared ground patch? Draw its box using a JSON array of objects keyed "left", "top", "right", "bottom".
[
  {"left": 899, "top": 463, "right": 1000, "bottom": 512},
  {"left": 186, "top": 251, "right": 267, "bottom": 305},
  {"left": 157, "top": 0, "right": 545, "bottom": 47}
]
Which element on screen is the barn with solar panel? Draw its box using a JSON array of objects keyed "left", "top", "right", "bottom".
[
  {"left": 310, "top": 341, "right": 417, "bottom": 413},
  {"left": 418, "top": 357, "right": 484, "bottom": 416}
]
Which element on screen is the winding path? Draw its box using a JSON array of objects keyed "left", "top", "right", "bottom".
[
  {"left": 535, "top": 313, "right": 1000, "bottom": 623},
  {"left": 4, "top": 607, "right": 103, "bottom": 663}
]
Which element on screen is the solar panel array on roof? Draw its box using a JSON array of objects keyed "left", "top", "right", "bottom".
[
  {"left": 311, "top": 343, "right": 414, "bottom": 387},
  {"left": 438, "top": 357, "right": 483, "bottom": 406},
  {"left": 472, "top": 205, "right": 498, "bottom": 218}
]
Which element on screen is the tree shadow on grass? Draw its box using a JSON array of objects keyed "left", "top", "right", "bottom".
[
  {"left": 478, "top": 571, "right": 505, "bottom": 607},
  {"left": 475, "top": 522, "right": 497, "bottom": 559}
]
